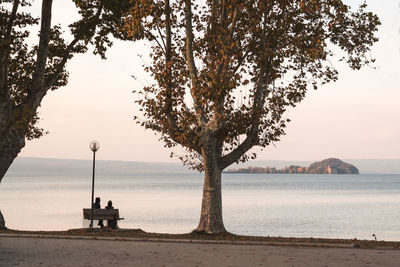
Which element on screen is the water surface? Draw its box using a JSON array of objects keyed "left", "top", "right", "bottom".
[{"left": 1, "top": 165, "right": 399, "bottom": 241}]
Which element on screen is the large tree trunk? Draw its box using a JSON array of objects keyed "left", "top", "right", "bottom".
[
  {"left": 0, "top": 129, "right": 25, "bottom": 183},
  {"left": 0, "top": 130, "right": 25, "bottom": 230},
  {"left": 196, "top": 168, "right": 226, "bottom": 233},
  {"left": 0, "top": 129, "right": 25, "bottom": 230},
  {"left": 0, "top": 210, "right": 5, "bottom": 229},
  {"left": 196, "top": 138, "right": 226, "bottom": 233}
]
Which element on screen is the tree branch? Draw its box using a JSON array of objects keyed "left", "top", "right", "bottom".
[
  {"left": 229, "top": 7, "right": 238, "bottom": 40},
  {"left": 146, "top": 29, "right": 166, "bottom": 54},
  {"left": 156, "top": 24, "right": 166, "bottom": 51},
  {"left": 232, "top": 50, "right": 249, "bottom": 75},
  {"left": 31, "top": 0, "right": 53, "bottom": 93},
  {"left": 219, "top": 136, "right": 254, "bottom": 170},
  {"left": 4, "top": 0, "right": 19, "bottom": 45},
  {"left": 164, "top": 0, "right": 183, "bottom": 143},
  {"left": 218, "top": 69, "right": 271, "bottom": 170},
  {"left": 46, "top": 4, "right": 104, "bottom": 90},
  {"left": 184, "top": 0, "right": 205, "bottom": 124},
  {"left": 219, "top": 9, "right": 274, "bottom": 170},
  {"left": 45, "top": 37, "right": 79, "bottom": 89},
  {"left": 216, "top": 5, "right": 239, "bottom": 108},
  {"left": 0, "top": 0, "right": 20, "bottom": 97},
  {"left": 221, "top": 0, "right": 226, "bottom": 23},
  {"left": 209, "top": 0, "right": 217, "bottom": 32}
]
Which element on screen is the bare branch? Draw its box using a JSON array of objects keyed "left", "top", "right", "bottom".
[
  {"left": 146, "top": 29, "right": 166, "bottom": 54},
  {"left": 156, "top": 24, "right": 166, "bottom": 51},
  {"left": 232, "top": 49, "right": 249, "bottom": 74},
  {"left": 184, "top": 0, "right": 205, "bottom": 124}
]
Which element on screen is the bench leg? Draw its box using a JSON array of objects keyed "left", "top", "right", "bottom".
[{"left": 107, "top": 220, "right": 118, "bottom": 229}]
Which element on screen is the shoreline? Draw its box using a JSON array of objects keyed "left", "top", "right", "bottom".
[
  {"left": 3, "top": 228, "right": 400, "bottom": 266},
  {"left": 1, "top": 228, "right": 399, "bottom": 249}
]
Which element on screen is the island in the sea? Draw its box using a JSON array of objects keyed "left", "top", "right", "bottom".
[{"left": 226, "top": 158, "right": 359, "bottom": 174}]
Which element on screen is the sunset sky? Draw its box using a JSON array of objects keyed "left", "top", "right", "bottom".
[{"left": 19, "top": 0, "right": 400, "bottom": 163}]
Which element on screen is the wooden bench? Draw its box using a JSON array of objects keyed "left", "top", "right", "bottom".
[{"left": 83, "top": 209, "right": 123, "bottom": 229}]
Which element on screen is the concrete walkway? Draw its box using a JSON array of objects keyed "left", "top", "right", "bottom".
[{"left": 1, "top": 235, "right": 399, "bottom": 267}]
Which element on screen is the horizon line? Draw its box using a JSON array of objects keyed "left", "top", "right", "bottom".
[{"left": 17, "top": 156, "right": 400, "bottom": 163}]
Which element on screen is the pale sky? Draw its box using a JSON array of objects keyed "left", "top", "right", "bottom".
[{"left": 19, "top": 0, "right": 400, "bottom": 163}]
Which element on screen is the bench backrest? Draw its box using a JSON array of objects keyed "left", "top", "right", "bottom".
[{"left": 83, "top": 208, "right": 120, "bottom": 220}]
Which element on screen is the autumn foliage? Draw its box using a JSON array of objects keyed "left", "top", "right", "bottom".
[
  {"left": 0, "top": 0, "right": 133, "bottom": 182},
  {"left": 122, "top": 0, "right": 379, "bottom": 233},
  {"left": 123, "top": 0, "right": 380, "bottom": 170}
]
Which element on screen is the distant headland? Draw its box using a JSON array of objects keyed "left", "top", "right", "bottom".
[{"left": 226, "top": 158, "right": 359, "bottom": 174}]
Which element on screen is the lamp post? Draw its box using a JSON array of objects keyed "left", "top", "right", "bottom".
[{"left": 89, "top": 140, "right": 100, "bottom": 230}]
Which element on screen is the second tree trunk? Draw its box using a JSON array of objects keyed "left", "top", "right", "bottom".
[{"left": 196, "top": 147, "right": 226, "bottom": 233}]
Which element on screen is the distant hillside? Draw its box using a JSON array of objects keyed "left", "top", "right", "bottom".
[
  {"left": 308, "top": 158, "right": 359, "bottom": 174},
  {"left": 226, "top": 158, "right": 359, "bottom": 174},
  {"left": 228, "top": 159, "right": 400, "bottom": 174},
  {"left": 4, "top": 157, "right": 400, "bottom": 177},
  {"left": 5, "top": 157, "right": 195, "bottom": 178}
]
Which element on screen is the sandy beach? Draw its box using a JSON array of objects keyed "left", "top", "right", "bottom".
[{"left": 1, "top": 234, "right": 399, "bottom": 267}]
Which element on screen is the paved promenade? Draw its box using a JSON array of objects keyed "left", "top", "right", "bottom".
[{"left": 1, "top": 235, "right": 399, "bottom": 266}]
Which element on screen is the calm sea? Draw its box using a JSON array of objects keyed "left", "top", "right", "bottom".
[{"left": 1, "top": 159, "right": 399, "bottom": 241}]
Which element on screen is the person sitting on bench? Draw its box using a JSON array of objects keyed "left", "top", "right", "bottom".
[
  {"left": 93, "top": 197, "right": 104, "bottom": 228},
  {"left": 105, "top": 200, "right": 117, "bottom": 229}
]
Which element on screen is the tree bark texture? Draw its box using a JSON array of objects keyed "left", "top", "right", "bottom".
[
  {"left": 196, "top": 136, "right": 226, "bottom": 233},
  {"left": 0, "top": 129, "right": 25, "bottom": 183}
]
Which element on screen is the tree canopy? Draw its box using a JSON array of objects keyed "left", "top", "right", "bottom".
[
  {"left": 123, "top": 0, "right": 380, "bottom": 171},
  {"left": 0, "top": 0, "right": 133, "bottom": 181}
]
